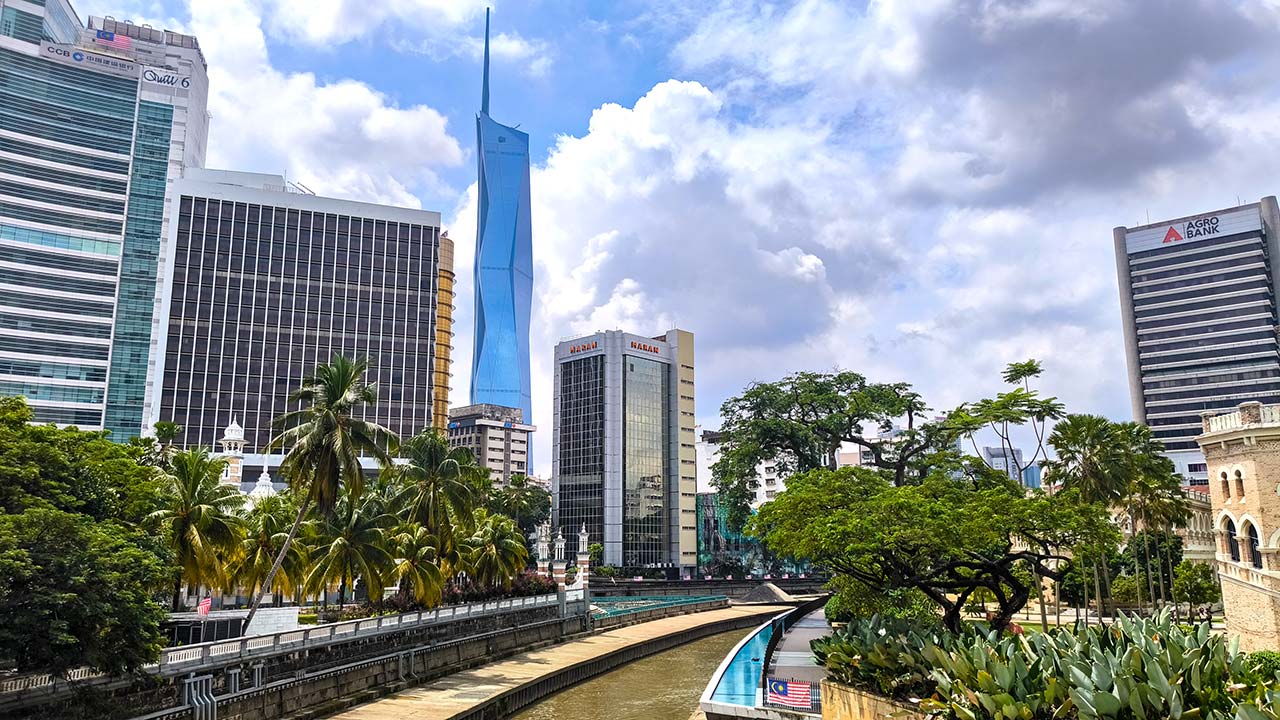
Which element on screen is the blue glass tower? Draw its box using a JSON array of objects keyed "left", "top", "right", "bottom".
[{"left": 470, "top": 9, "right": 533, "bottom": 426}]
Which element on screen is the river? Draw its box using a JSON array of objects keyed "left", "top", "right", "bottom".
[{"left": 512, "top": 629, "right": 749, "bottom": 720}]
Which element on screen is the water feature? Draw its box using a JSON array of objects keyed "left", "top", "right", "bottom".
[{"left": 512, "top": 629, "right": 750, "bottom": 720}]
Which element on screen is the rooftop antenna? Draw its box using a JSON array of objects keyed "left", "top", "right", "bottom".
[{"left": 481, "top": 8, "right": 491, "bottom": 115}]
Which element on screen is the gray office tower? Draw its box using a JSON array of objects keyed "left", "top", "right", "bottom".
[
  {"left": 0, "top": 1, "right": 208, "bottom": 436},
  {"left": 149, "top": 170, "right": 454, "bottom": 454},
  {"left": 1114, "top": 197, "right": 1280, "bottom": 485}
]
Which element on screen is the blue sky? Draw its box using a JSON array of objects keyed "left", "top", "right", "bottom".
[{"left": 79, "top": 0, "right": 1280, "bottom": 474}]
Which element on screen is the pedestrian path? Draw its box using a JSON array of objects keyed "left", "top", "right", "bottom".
[
  {"left": 330, "top": 603, "right": 789, "bottom": 720},
  {"left": 767, "top": 609, "right": 827, "bottom": 684}
]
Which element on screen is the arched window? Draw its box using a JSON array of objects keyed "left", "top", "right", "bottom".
[
  {"left": 1235, "top": 470, "right": 1246, "bottom": 499},
  {"left": 1249, "top": 524, "right": 1264, "bottom": 569},
  {"left": 1222, "top": 471, "right": 1231, "bottom": 498},
  {"left": 1228, "top": 518, "right": 1241, "bottom": 562}
]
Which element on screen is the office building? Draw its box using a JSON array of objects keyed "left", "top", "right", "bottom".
[
  {"left": 695, "top": 427, "right": 785, "bottom": 505},
  {"left": 981, "top": 445, "right": 1024, "bottom": 483},
  {"left": 469, "top": 9, "right": 533, "bottom": 427},
  {"left": 1114, "top": 198, "right": 1280, "bottom": 484},
  {"left": 1021, "top": 464, "right": 1042, "bottom": 490},
  {"left": 447, "top": 403, "right": 533, "bottom": 487},
  {"left": 149, "top": 169, "right": 453, "bottom": 456},
  {"left": 552, "top": 329, "right": 696, "bottom": 573},
  {"left": 0, "top": 2, "right": 208, "bottom": 436}
]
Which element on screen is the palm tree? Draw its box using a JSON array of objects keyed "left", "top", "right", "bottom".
[
  {"left": 304, "top": 494, "right": 395, "bottom": 607},
  {"left": 491, "top": 474, "right": 550, "bottom": 533},
  {"left": 147, "top": 449, "right": 245, "bottom": 610},
  {"left": 1045, "top": 414, "right": 1128, "bottom": 620},
  {"left": 391, "top": 430, "right": 483, "bottom": 563},
  {"left": 462, "top": 511, "right": 529, "bottom": 589},
  {"left": 244, "top": 354, "right": 399, "bottom": 627},
  {"left": 389, "top": 524, "right": 446, "bottom": 605},
  {"left": 233, "top": 493, "right": 307, "bottom": 605}
]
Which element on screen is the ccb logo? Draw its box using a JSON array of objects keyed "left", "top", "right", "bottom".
[{"left": 72, "top": 52, "right": 84, "bottom": 62}]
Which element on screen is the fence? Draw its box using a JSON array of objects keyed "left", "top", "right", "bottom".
[{"left": 0, "top": 593, "right": 563, "bottom": 696}]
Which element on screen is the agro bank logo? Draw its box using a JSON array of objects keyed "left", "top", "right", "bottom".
[{"left": 1163, "top": 216, "right": 1220, "bottom": 244}]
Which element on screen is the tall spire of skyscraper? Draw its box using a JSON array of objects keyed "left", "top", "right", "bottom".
[{"left": 481, "top": 8, "right": 491, "bottom": 115}]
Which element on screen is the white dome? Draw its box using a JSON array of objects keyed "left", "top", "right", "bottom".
[
  {"left": 222, "top": 419, "right": 245, "bottom": 442},
  {"left": 248, "top": 467, "right": 276, "bottom": 499}
]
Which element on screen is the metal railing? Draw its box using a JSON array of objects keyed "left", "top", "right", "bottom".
[
  {"left": 0, "top": 593, "right": 563, "bottom": 695},
  {"left": 590, "top": 595, "right": 725, "bottom": 619},
  {"left": 757, "top": 594, "right": 829, "bottom": 713}
]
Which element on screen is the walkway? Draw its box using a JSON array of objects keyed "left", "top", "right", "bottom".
[
  {"left": 331, "top": 604, "right": 789, "bottom": 720},
  {"left": 767, "top": 609, "right": 827, "bottom": 684}
]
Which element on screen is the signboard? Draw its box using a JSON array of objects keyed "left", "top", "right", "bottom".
[
  {"left": 1125, "top": 206, "right": 1262, "bottom": 254},
  {"left": 141, "top": 67, "right": 191, "bottom": 93},
  {"left": 41, "top": 43, "right": 137, "bottom": 79}
]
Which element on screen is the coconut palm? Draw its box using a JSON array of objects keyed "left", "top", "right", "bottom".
[
  {"left": 304, "top": 494, "right": 396, "bottom": 607},
  {"left": 147, "top": 448, "right": 244, "bottom": 610},
  {"left": 1045, "top": 414, "right": 1128, "bottom": 619},
  {"left": 232, "top": 493, "right": 307, "bottom": 605},
  {"left": 491, "top": 473, "right": 550, "bottom": 534},
  {"left": 244, "top": 354, "right": 399, "bottom": 626},
  {"left": 461, "top": 511, "right": 529, "bottom": 589},
  {"left": 389, "top": 524, "right": 446, "bottom": 605},
  {"left": 391, "top": 430, "right": 484, "bottom": 562}
]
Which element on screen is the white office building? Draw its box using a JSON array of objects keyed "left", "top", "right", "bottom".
[
  {"left": 447, "top": 403, "right": 534, "bottom": 488},
  {"left": 1113, "top": 198, "right": 1280, "bottom": 485}
]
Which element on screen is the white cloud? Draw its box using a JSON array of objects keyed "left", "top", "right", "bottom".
[{"left": 186, "top": 0, "right": 464, "bottom": 206}]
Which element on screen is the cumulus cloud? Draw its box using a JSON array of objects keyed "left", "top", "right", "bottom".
[{"left": 186, "top": 0, "right": 464, "bottom": 206}]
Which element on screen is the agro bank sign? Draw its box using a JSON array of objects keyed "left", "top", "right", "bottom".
[
  {"left": 1125, "top": 206, "right": 1263, "bottom": 254},
  {"left": 41, "top": 43, "right": 136, "bottom": 79}
]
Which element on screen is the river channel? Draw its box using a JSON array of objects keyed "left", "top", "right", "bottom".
[{"left": 511, "top": 628, "right": 749, "bottom": 720}]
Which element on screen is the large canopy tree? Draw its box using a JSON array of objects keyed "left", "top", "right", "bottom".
[
  {"left": 752, "top": 466, "right": 1117, "bottom": 632},
  {"left": 246, "top": 354, "right": 399, "bottom": 626}
]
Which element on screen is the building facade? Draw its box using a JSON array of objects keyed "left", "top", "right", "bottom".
[
  {"left": 695, "top": 427, "right": 785, "bottom": 505},
  {"left": 552, "top": 329, "right": 696, "bottom": 573},
  {"left": 149, "top": 169, "right": 453, "bottom": 457},
  {"left": 469, "top": 10, "right": 532, "bottom": 427},
  {"left": 1114, "top": 198, "right": 1280, "bottom": 485},
  {"left": 0, "top": 1, "right": 208, "bottom": 436},
  {"left": 446, "top": 403, "right": 533, "bottom": 488},
  {"left": 1196, "top": 401, "right": 1280, "bottom": 651}
]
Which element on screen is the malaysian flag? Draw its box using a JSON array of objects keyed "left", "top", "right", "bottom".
[
  {"left": 196, "top": 597, "right": 212, "bottom": 616},
  {"left": 93, "top": 30, "right": 132, "bottom": 51},
  {"left": 767, "top": 678, "right": 813, "bottom": 710}
]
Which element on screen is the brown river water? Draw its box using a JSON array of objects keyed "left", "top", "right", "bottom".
[{"left": 511, "top": 629, "right": 749, "bottom": 720}]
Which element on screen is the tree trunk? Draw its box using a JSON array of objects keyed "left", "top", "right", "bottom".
[
  {"left": 1131, "top": 523, "right": 1144, "bottom": 614},
  {"left": 171, "top": 577, "right": 184, "bottom": 612},
  {"left": 244, "top": 496, "right": 311, "bottom": 628},
  {"left": 1101, "top": 559, "right": 1116, "bottom": 619},
  {"left": 1036, "top": 570, "right": 1049, "bottom": 633},
  {"left": 1153, "top": 539, "right": 1169, "bottom": 608},
  {"left": 1093, "top": 561, "right": 1106, "bottom": 622},
  {"left": 1142, "top": 531, "right": 1157, "bottom": 611}
]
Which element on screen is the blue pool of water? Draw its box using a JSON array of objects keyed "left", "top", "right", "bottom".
[{"left": 709, "top": 621, "right": 775, "bottom": 706}]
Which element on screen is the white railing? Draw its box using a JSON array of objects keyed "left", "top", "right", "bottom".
[
  {"left": 1262, "top": 405, "right": 1280, "bottom": 425},
  {"left": 1208, "top": 411, "right": 1243, "bottom": 433},
  {"left": 1, "top": 593, "right": 563, "bottom": 694}
]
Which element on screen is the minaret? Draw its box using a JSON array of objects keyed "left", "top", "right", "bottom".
[
  {"left": 247, "top": 466, "right": 277, "bottom": 506},
  {"left": 218, "top": 419, "right": 245, "bottom": 487}
]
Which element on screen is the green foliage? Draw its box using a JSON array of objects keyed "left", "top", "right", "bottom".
[
  {"left": 752, "top": 465, "right": 1117, "bottom": 632},
  {"left": 1108, "top": 575, "right": 1139, "bottom": 604},
  {"left": 0, "top": 509, "right": 168, "bottom": 674},
  {"left": 390, "top": 429, "right": 484, "bottom": 570},
  {"left": 488, "top": 474, "right": 551, "bottom": 537},
  {"left": 460, "top": 511, "right": 529, "bottom": 589},
  {"left": 1174, "top": 560, "right": 1222, "bottom": 606},
  {"left": 588, "top": 542, "right": 604, "bottom": 568},
  {"left": 0, "top": 397, "right": 172, "bottom": 675},
  {"left": 818, "top": 612, "right": 1280, "bottom": 719},
  {"left": 1251, "top": 652, "right": 1280, "bottom": 681},
  {"left": 824, "top": 575, "right": 937, "bottom": 624}
]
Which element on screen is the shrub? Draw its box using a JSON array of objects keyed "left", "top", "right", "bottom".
[
  {"left": 814, "top": 611, "right": 1280, "bottom": 719},
  {"left": 297, "top": 613, "right": 317, "bottom": 625},
  {"left": 824, "top": 576, "right": 938, "bottom": 625},
  {"left": 1252, "top": 651, "right": 1280, "bottom": 682}
]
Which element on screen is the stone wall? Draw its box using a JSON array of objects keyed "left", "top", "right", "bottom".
[{"left": 819, "top": 681, "right": 924, "bottom": 720}]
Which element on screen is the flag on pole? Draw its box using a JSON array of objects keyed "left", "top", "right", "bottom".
[
  {"left": 767, "top": 678, "right": 812, "bottom": 709},
  {"left": 197, "top": 597, "right": 212, "bottom": 615},
  {"left": 93, "top": 30, "right": 132, "bottom": 51}
]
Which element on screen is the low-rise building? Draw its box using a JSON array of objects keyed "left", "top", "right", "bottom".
[{"left": 446, "top": 403, "right": 533, "bottom": 488}]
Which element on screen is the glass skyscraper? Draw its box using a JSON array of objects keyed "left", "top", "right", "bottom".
[
  {"left": 0, "top": 0, "right": 208, "bottom": 436},
  {"left": 470, "top": 9, "right": 533, "bottom": 427}
]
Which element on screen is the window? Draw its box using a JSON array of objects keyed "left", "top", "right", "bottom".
[
  {"left": 1227, "top": 518, "right": 1241, "bottom": 562},
  {"left": 1221, "top": 471, "right": 1231, "bottom": 498},
  {"left": 1235, "top": 469, "right": 1245, "bottom": 499},
  {"left": 1249, "top": 524, "right": 1263, "bottom": 570}
]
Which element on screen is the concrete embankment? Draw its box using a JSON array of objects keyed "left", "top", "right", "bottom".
[{"left": 329, "top": 604, "right": 790, "bottom": 720}]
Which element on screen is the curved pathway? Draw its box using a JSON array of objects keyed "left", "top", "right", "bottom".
[{"left": 330, "top": 604, "right": 789, "bottom": 720}]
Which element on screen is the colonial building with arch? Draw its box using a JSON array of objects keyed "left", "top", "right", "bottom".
[{"left": 1198, "top": 401, "right": 1280, "bottom": 651}]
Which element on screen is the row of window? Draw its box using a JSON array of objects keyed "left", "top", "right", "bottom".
[
  {"left": 0, "top": 289, "right": 113, "bottom": 317},
  {"left": 0, "top": 334, "right": 109, "bottom": 360},
  {"left": 0, "top": 135, "right": 129, "bottom": 175},
  {"left": 0, "top": 311, "right": 113, "bottom": 339},
  {"left": 0, "top": 380, "right": 104, "bottom": 403},
  {"left": 0, "top": 241, "right": 119, "bottom": 275},
  {"left": 0, "top": 356, "right": 106, "bottom": 382},
  {"left": 1133, "top": 278, "right": 1271, "bottom": 310},
  {"left": 1131, "top": 251, "right": 1265, "bottom": 286}
]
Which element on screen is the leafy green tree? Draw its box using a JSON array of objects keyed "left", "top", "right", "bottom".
[
  {"left": 391, "top": 429, "right": 484, "bottom": 567},
  {"left": 304, "top": 494, "right": 395, "bottom": 607},
  {"left": 247, "top": 354, "right": 398, "bottom": 626},
  {"left": 461, "top": 511, "right": 529, "bottom": 589},
  {"left": 823, "top": 576, "right": 938, "bottom": 624},
  {"left": 753, "top": 466, "right": 1117, "bottom": 632},
  {"left": 949, "top": 359, "right": 1064, "bottom": 480},
  {"left": 1173, "top": 560, "right": 1221, "bottom": 607},
  {"left": 233, "top": 493, "right": 307, "bottom": 605},
  {"left": 146, "top": 449, "right": 244, "bottom": 610},
  {"left": 588, "top": 542, "right": 604, "bottom": 569},
  {"left": 713, "top": 371, "right": 960, "bottom": 528},
  {"left": 0, "top": 509, "right": 169, "bottom": 674},
  {"left": 490, "top": 473, "right": 551, "bottom": 536}
]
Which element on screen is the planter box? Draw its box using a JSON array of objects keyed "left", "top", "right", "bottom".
[{"left": 820, "top": 680, "right": 926, "bottom": 720}]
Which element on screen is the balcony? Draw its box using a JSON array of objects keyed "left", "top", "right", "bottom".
[{"left": 1202, "top": 401, "right": 1280, "bottom": 434}]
